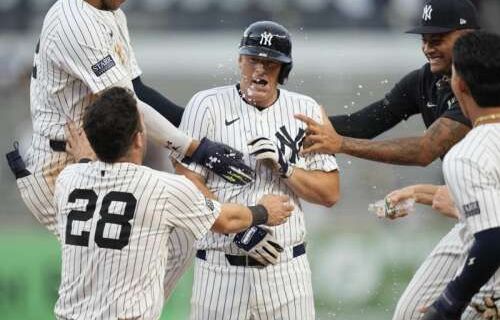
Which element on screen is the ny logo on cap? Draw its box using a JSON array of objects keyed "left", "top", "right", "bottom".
[
  {"left": 260, "top": 31, "right": 273, "bottom": 46},
  {"left": 422, "top": 4, "right": 433, "bottom": 21}
]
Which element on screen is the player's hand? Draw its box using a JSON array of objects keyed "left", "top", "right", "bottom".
[
  {"left": 432, "top": 186, "right": 460, "bottom": 220},
  {"left": 187, "top": 138, "right": 254, "bottom": 185},
  {"left": 65, "top": 120, "right": 96, "bottom": 162},
  {"left": 294, "top": 106, "right": 343, "bottom": 155},
  {"left": 385, "top": 187, "right": 417, "bottom": 220},
  {"left": 233, "top": 226, "right": 284, "bottom": 266},
  {"left": 258, "top": 194, "right": 294, "bottom": 226},
  {"left": 247, "top": 137, "right": 294, "bottom": 178},
  {"left": 471, "top": 296, "right": 500, "bottom": 319}
]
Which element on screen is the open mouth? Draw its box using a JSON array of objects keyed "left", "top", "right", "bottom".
[{"left": 252, "top": 78, "right": 268, "bottom": 86}]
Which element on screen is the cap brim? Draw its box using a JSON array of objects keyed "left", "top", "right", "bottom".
[
  {"left": 239, "top": 46, "right": 292, "bottom": 64},
  {"left": 405, "top": 26, "right": 456, "bottom": 34}
]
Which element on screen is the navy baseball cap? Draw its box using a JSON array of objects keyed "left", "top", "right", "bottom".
[{"left": 406, "top": 0, "right": 480, "bottom": 34}]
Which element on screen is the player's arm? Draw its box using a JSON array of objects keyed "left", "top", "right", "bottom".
[
  {"left": 248, "top": 107, "right": 340, "bottom": 207},
  {"left": 297, "top": 115, "right": 470, "bottom": 166},
  {"left": 282, "top": 169, "right": 339, "bottom": 207},
  {"left": 327, "top": 68, "right": 422, "bottom": 139},
  {"left": 132, "top": 76, "right": 184, "bottom": 127},
  {"left": 174, "top": 163, "right": 293, "bottom": 234}
]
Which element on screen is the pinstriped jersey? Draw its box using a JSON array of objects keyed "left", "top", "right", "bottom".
[
  {"left": 27, "top": 0, "right": 140, "bottom": 189},
  {"left": 443, "top": 123, "right": 500, "bottom": 246},
  {"left": 180, "top": 85, "right": 338, "bottom": 253},
  {"left": 54, "top": 161, "right": 220, "bottom": 320}
]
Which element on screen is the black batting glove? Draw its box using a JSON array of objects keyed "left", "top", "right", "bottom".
[{"left": 185, "top": 138, "right": 254, "bottom": 185}]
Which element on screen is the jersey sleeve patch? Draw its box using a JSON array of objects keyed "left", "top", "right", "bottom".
[
  {"left": 91, "top": 55, "right": 116, "bottom": 77},
  {"left": 463, "top": 201, "right": 481, "bottom": 218},
  {"left": 205, "top": 198, "right": 215, "bottom": 212}
]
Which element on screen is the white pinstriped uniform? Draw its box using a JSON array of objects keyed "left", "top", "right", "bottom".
[
  {"left": 54, "top": 161, "right": 221, "bottom": 320},
  {"left": 179, "top": 85, "right": 338, "bottom": 320},
  {"left": 394, "top": 124, "right": 500, "bottom": 320},
  {"left": 20, "top": 0, "right": 141, "bottom": 236},
  {"left": 17, "top": 0, "right": 193, "bottom": 301}
]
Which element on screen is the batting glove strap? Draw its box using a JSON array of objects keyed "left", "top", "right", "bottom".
[
  {"left": 248, "top": 137, "right": 293, "bottom": 178},
  {"left": 185, "top": 138, "right": 254, "bottom": 185}
]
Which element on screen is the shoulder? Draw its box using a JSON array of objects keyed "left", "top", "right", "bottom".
[
  {"left": 145, "top": 169, "right": 200, "bottom": 198},
  {"left": 187, "top": 85, "right": 235, "bottom": 110},
  {"left": 56, "top": 0, "right": 101, "bottom": 43},
  {"left": 280, "top": 89, "right": 321, "bottom": 115},
  {"left": 56, "top": 163, "right": 86, "bottom": 186}
]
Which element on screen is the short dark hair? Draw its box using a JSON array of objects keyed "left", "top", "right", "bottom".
[
  {"left": 83, "top": 87, "right": 141, "bottom": 162},
  {"left": 453, "top": 31, "right": 500, "bottom": 108}
]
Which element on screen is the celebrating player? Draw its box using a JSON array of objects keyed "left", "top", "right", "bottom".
[
  {"left": 53, "top": 87, "right": 292, "bottom": 320},
  {"left": 295, "top": 0, "right": 483, "bottom": 319},
  {"left": 419, "top": 30, "right": 500, "bottom": 320},
  {"left": 175, "top": 21, "right": 339, "bottom": 319},
  {"left": 6, "top": 0, "right": 255, "bottom": 302}
]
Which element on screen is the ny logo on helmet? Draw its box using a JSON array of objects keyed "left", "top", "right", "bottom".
[
  {"left": 260, "top": 31, "right": 273, "bottom": 46},
  {"left": 422, "top": 4, "right": 433, "bottom": 21}
]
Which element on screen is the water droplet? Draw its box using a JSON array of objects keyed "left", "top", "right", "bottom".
[{"left": 358, "top": 84, "right": 363, "bottom": 89}]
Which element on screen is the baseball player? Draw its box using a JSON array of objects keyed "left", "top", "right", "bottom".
[
  {"left": 176, "top": 21, "right": 339, "bottom": 320},
  {"left": 295, "top": 1, "right": 482, "bottom": 319},
  {"left": 419, "top": 30, "right": 500, "bottom": 320},
  {"left": 6, "top": 0, "right": 254, "bottom": 301},
  {"left": 53, "top": 87, "right": 293, "bottom": 320}
]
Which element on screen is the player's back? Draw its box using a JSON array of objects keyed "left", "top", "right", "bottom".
[{"left": 54, "top": 161, "right": 193, "bottom": 320}]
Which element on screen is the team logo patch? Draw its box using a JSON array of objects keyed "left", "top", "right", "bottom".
[
  {"left": 91, "top": 55, "right": 116, "bottom": 77},
  {"left": 463, "top": 201, "right": 480, "bottom": 217},
  {"left": 275, "top": 126, "right": 305, "bottom": 164},
  {"left": 205, "top": 198, "right": 215, "bottom": 212}
]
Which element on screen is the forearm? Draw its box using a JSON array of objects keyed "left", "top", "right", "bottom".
[
  {"left": 341, "top": 136, "right": 428, "bottom": 165},
  {"left": 136, "top": 98, "right": 196, "bottom": 158},
  {"left": 340, "top": 117, "right": 469, "bottom": 166},
  {"left": 132, "top": 76, "right": 184, "bottom": 127},
  {"left": 284, "top": 169, "right": 339, "bottom": 207},
  {"left": 212, "top": 204, "right": 253, "bottom": 234}
]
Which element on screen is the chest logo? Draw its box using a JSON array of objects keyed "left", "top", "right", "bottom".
[
  {"left": 422, "top": 5, "right": 433, "bottom": 21},
  {"left": 260, "top": 31, "right": 273, "bottom": 46},
  {"left": 275, "top": 126, "right": 305, "bottom": 164}
]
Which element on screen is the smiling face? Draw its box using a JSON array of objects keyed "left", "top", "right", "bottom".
[
  {"left": 238, "top": 55, "right": 281, "bottom": 108},
  {"left": 421, "top": 30, "right": 469, "bottom": 75}
]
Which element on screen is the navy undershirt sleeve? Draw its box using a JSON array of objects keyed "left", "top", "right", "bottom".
[
  {"left": 132, "top": 76, "right": 185, "bottom": 127},
  {"left": 433, "top": 227, "right": 500, "bottom": 318},
  {"left": 329, "top": 69, "right": 421, "bottom": 139}
]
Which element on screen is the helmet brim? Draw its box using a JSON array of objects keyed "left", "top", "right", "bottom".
[{"left": 239, "top": 46, "right": 292, "bottom": 64}]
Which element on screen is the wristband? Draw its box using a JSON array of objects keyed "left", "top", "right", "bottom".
[
  {"left": 78, "top": 158, "right": 92, "bottom": 163},
  {"left": 249, "top": 205, "right": 268, "bottom": 226}
]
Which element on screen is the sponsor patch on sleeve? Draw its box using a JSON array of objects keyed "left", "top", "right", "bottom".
[
  {"left": 463, "top": 201, "right": 481, "bottom": 217},
  {"left": 91, "top": 55, "right": 116, "bottom": 77}
]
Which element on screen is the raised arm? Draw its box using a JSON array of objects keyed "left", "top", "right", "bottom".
[{"left": 297, "top": 115, "right": 470, "bottom": 166}]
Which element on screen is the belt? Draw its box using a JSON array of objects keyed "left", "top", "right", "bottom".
[
  {"left": 49, "top": 140, "right": 66, "bottom": 152},
  {"left": 196, "top": 243, "right": 306, "bottom": 267}
]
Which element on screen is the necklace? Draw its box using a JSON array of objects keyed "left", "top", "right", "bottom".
[{"left": 473, "top": 113, "right": 500, "bottom": 127}]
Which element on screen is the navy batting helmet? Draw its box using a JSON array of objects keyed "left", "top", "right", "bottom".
[{"left": 239, "top": 21, "right": 292, "bottom": 85}]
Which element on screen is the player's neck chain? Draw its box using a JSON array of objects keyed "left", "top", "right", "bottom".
[{"left": 473, "top": 113, "right": 500, "bottom": 127}]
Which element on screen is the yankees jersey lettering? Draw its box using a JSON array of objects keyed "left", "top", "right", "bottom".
[
  {"left": 180, "top": 85, "right": 338, "bottom": 253},
  {"left": 21, "top": 0, "right": 141, "bottom": 235},
  {"left": 54, "top": 161, "right": 220, "bottom": 320}
]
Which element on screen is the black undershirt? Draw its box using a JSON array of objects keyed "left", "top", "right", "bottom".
[{"left": 329, "top": 63, "right": 471, "bottom": 139}]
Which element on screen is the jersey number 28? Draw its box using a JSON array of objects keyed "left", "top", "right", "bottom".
[{"left": 65, "top": 189, "right": 137, "bottom": 250}]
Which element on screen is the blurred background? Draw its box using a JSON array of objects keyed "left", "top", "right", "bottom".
[{"left": 0, "top": 0, "right": 499, "bottom": 319}]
